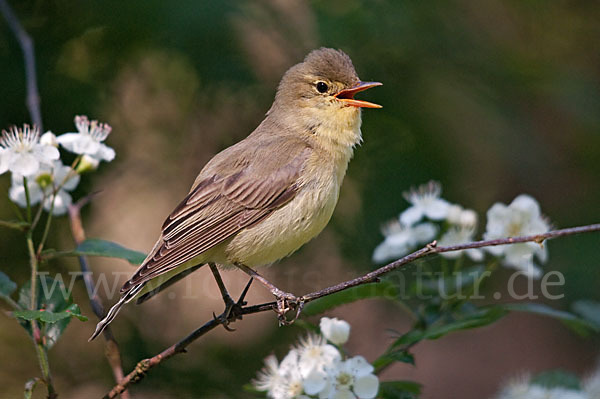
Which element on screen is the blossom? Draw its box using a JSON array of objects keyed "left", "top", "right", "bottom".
[
  {"left": 372, "top": 220, "right": 437, "bottom": 263},
  {"left": 320, "top": 317, "right": 351, "bottom": 345},
  {"left": 0, "top": 125, "right": 59, "bottom": 176},
  {"left": 319, "top": 356, "right": 379, "bottom": 399},
  {"left": 484, "top": 195, "right": 550, "bottom": 279},
  {"left": 438, "top": 226, "right": 483, "bottom": 261},
  {"left": 297, "top": 334, "right": 341, "bottom": 380},
  {"left": 446, "top": 204, "right": 478, "bottom": 228},
  {"left": 494, "top": 375, "right": 588, "bottom": 399},
  {"left": 253, "top": 318, "right": 378, "bottom": 399},
  {"left": 57, "top": 115, "right": 115, "bottom": 162},
  {"left": 9, "top": 161, "right": 80, "bottom": 215},
  {"left": 400, "top": 181, "right": 450, "bottom": 226}
]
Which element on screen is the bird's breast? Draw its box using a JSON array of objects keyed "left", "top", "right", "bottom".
[{"left": 224, "top": 156, "right": 342, "bottom": 267}]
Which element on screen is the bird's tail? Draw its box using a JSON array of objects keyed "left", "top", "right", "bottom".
[{"left": 88, "top": 283, "right": 145, "bottom": 341}]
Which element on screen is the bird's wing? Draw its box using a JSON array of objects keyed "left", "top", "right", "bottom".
[{"left": 120, "top": 146, "right": 311, "bottom": 294}]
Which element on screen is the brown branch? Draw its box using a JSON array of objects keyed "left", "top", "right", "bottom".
[
  {"left": 103, "top": 222, "right": 600, "bottom": 398},
  {"left": 0, "top": 0, "right": 42, "bottom": 129},
  {"left": 68, "top": 196, "right": 130, "bottom": 399}
]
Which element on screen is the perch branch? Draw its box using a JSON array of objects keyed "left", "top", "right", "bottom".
[
  {"left": 68, "top": 196, "right": 130, "bottom": 399},
  {"left": 103, "top": 222, "right": 600, "bottom": 398},
  {"left": 0, "top": 0, "right": 42, "bottom": 129}
]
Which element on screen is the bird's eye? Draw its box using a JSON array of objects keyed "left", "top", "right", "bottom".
[{"left": 316, "top": 81, "right": 329, "bottom": 93}]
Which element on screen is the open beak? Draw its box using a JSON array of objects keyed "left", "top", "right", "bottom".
[{"left": 334, "top": 81, "right": 383, "bottom": 108}]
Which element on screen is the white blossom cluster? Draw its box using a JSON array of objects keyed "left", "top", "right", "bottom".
[
  {"left": 253, "top": 317, "right": 379, "bottom": 399},
  {"left": 372, "top": 181, "right": 550, "bottom": 278},
  {"left": 493, "top": 369, "right": 600, "bottom": 399},
  {"left": 0, "top": 116, "right": 114, "bottom": 215}
]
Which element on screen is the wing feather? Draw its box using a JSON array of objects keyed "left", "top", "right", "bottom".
[{"left": 120, "top": 146, "right": 310, "bottom": 294}]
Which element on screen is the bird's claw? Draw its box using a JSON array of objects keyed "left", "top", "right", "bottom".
[{"left": 272, "top": 290, "right": 304, "bottom": 326}]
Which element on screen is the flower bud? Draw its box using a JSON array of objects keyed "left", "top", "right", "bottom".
[
  {"left": 320, "top": 317, "right": 350, "bottom": 345},
  {"left": 40, "top": 131, "right": 58, "bottom": 147},
  {"left": 76, "top": 155, "right": 100, "bottom": 174}
]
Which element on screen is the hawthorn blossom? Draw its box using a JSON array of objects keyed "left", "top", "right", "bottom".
[
  {"left": 320, "top": 317, "right": 350, "bottom": 345},
  {"left": 297, "top": 334, "right": 341, "bottom": 380},
  {"left": 0, "top": 125, "right": 59, "bottom": 176},
  {"left": 400, "top": 181, "right": 451, "bottom": 226},
  {"left": 494, "top": 375, "right": 588, "bottom": 399},
  {"left": 57, "top": 115, "right": 115, "bottom": 162},
  {"left": 253, "top": 318, "right": 379, "bottom": 399},
  {"left": 9, "top": 161, "right": 80, "bottom": 215},
  {"left": 319, "top": 356, "right": 379, "bottom": 399},
  {"left": 484, "top": 195, "right": 550, "bottom": 279},
  {"left": 372, "top": 220, "right": 437, "bottom": 263}
]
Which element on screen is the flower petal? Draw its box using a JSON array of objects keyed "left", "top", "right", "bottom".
[
  {"left": 93, "top": 143, "right": 116, "bottom": 162},
  {"left": 10, "top": 153, "right": 39, "bottom": 176},
  {"left": 400, "top": 206, "right": 423, "bottom": 226},
  {"left": 303, "top": 369, "right": 328, "bottom": 395},
  {"left": 423, "top": 198, "right": 450, "bottom": 220},
  {"left": 352, "top": 374, "right": 379, "bottom": 399}
]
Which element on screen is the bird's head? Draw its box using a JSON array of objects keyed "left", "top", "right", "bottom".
[{"left": 269, "top": 48, "right": 381, "bottom": 138}]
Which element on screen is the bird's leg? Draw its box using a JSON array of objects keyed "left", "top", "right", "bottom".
[
  {"left": 234, "top": 263, "right": 303, "bottom": 325},
  {"left": 208, "top": 263, "right": 237, "bottom": 330}
]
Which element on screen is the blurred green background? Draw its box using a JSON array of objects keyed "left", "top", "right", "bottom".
[{"left": 1, "top": 0, "right": 599, "bottom": 398}]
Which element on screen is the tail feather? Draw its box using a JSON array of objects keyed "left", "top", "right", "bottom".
[{"left": 88, "top": 283, "right": 145, "bottom": 341}]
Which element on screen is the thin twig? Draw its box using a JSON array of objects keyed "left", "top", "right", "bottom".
[
  {"left": 0, "top": 0, "right": 42, "bottom": 129},
  {"left": 68, "top": 196, "right": 130, "bottom": 399},
  {"left": 102, "top": 223, "right": 600, "bottom": 397}
]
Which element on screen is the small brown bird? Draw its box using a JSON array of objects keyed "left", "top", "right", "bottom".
[{"left": 90, "top": 48, "right": 381, "bottom": 340}]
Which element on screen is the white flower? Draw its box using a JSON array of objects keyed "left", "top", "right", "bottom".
[
  {"left": 484, "top": 195, "right": 550, "bottom": 279},
  {"left": 400, "top": 181, "right": 451, "bottom": 226},
  {"left": 254, "top": 354, "right": 281, "bottom": 394},
  {"left": 254, "top": 350, "right": 308, "bottom": 399},
  {"left": 372, "top": 220, "right": 437, "bottom": 263},
  {"left": 57, "top": 115, "right": 115, "bottom": 162},
  {"left": 494, "top": 376, "right": 588, "bottom": 399},
  {"left": 320, "top": 317, "right": 351, "bottom": 345},
  {"left": 319, "top": 356, "right": 379, "bottom": 399},
  {"left": 447, "top": 204, "right": 478, "bottom": 228},
  {"left": 438, "top": 226, "right": 483, "bottom": 261},
  {"left": 297, "top": 334, "right": 341, "bottom": 380},
  {"left": 9, "top": 161, "right": 80, "bottom": 215},
  {"left": 0, "top": 125, "right": 59, "bottom": 176}
]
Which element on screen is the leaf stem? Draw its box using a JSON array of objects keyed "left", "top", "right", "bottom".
[
  {"left": 36, "top": 193, "right": 56, "bottom": 255},
  {"left": 27, "top": 233, "right": 57, "bottom": 398}
]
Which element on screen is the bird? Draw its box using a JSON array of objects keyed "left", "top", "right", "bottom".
[{"left": 90, "top": 47, "right": 381, "bottom": 341}]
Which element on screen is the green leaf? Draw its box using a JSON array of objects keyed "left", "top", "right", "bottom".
[
  {"left": 74, "top": 238, "right": 147, "bottom": 265},
  {"left": 24, "top": 377, "right": 44, "bottom": 399},
  {"left": 498, "top": 302, "right": 598, "bottom": 335},
  {"left": 572, "top": 300, "right": 600, "bottom": 329},
  {"left": 0, "top": 271, "right": 17, "bottom": 297},
  {"left": 302, "top": 281, "right": 399, "bottom": 316},
  {"left": 373, "top": 350, "right": 415, "bottom": 373},
  {"left": 531, "top": 370, "right": 581, "bottom": 390},
  {"left": 13, "top": 304, "right": 87, "bottom": 323},
  {"left": 16, "top": 276, "right": 84, "bottom": 348},
  {"left": 392, "top": 306, "right": 508, "bottom": 347},
  {"left": 379, "top": 380, "right": 422, "bottom": 398}
]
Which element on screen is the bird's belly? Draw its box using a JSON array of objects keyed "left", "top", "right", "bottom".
[{"left": 224, "top": 179, "right": 339, "bottom": 267}]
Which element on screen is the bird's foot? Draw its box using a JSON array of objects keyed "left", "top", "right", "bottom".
[
  {"left": 214, "top": 278, "right": 252, "bottom": 331},
  {"left": 271, "top": 289, "right": 304, "bottom": 326}
]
